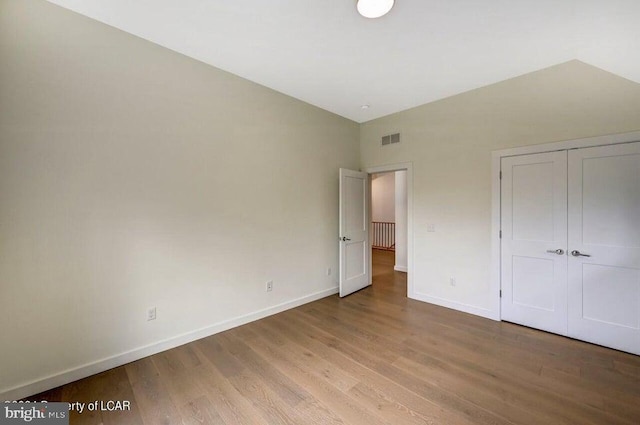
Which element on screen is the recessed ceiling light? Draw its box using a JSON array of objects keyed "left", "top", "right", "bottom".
[
  {"left": 361, "top": 104, "right": 371, "bottom": 109},
  {"left": 357, "top": 0, "right": 395, "bottom": 19}
]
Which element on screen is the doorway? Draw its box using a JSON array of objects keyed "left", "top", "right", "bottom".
[
  {"left": 366, "top": 163, "right": 413, "bottom": 298},
  {"left": 371, "top": 171, "right": 408, "bottom": 295},
  {"left": 338, "top": 162, "right": 413, "bottom": 298}
]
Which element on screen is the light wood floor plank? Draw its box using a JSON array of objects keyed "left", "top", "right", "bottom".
[{"left": 25, "top": 250, "right": 640, "bottom": 424}]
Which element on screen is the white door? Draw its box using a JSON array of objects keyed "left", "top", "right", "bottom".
[
  {"left": 339, "top": 168, "right": 370, "bottom": 297},
  {"left": 501, "top": 151, "right": 568, "bottom": 335},
  {"left": 568, "top": 142, "right": 640, "bottom": 354}
]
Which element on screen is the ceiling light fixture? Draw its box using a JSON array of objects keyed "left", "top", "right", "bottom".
[
  {"left": 361, "top": 104, "right": 370, "bottom": 109},
  {"left": 357, "top": 0, "right": 395, "bottom": 19}
]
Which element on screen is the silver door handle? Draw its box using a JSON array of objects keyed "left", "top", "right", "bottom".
[
  {"left": 546, "top": 249, "right": 564, "bottom": 255},
  {"left": 571, "top": 250, "right": 591, "bottom": 257},
  {"left": 341, "top": 236, "right": 351, "bottom": 241}
]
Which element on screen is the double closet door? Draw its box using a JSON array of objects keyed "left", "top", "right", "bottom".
[{"left": 501, "top": 142, "right": 640, "bottom": 355}]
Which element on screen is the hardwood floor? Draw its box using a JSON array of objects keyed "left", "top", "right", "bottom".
[{"left": 28, "top": 249, "right": 640, "bottom": 424}]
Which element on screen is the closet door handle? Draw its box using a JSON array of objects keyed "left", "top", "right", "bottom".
[
  {"left": 571, "top": 250, "right": 591, "bottom": 257},
  {"left": 546, "top": 249, "right": 565, "bottom": 255}
]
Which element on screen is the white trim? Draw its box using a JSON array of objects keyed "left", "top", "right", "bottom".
[
  {"left": 364, "top": 162, "right": 414, "bottom": 297},
  {"left": 490, "top": 130, "right": 640, "bottom": 322},
  {"left": 495, "top": 131, "right": 640, "bottom": 158},
  {"left": 394, "top": 265, "right": 407, "bottom": 272},
  {"left": 0, "top": 287, "right": 338, "bottom": 401},
  {"left": 490, "top": 152, "right": 502, "bottom": 320},
  {"left": 412, "top": 292, "right": 495, "bottom": 320}
]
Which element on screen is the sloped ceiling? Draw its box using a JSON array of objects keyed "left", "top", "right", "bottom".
[{"left": 45, "top": 0, "right": 640, "bottom": 123}]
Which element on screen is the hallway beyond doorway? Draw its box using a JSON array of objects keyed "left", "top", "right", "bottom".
[{"left": 372, "top": 249, "right": 407, "bottom": 298}]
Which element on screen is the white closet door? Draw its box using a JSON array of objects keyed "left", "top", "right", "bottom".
[
  {"left": 568, "top": 142, "right": 640, "bottom": 355},
  {"left": 501, "top": 151, "right": 568, "bottom": 335}
]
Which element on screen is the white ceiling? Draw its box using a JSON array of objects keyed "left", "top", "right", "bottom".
[{"left": 45, "top": 0, "right": 640, "bottom": 123}]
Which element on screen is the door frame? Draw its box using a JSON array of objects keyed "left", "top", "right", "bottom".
[
  {"left": 364, "top": 162, "right": 413, "bottom": 297},
  {"left": 491, "top": 130, "right": 640, "bottom": 321}
]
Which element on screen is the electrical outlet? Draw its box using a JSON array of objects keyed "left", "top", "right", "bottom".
[
  {"left": 449, "top": 277, "right": 456, "bottom": 287},
  {"left": 266, "top": 280, "right": 273, "bottom": 292},
  {"left": 326, "top": 267, "right": 331, "bottom": 276},
  {"left": 427, "top": 224, "right": 436, "bottom": 232},
  {"left": 147, "top": 307, "right": 156, "bottom": 321}
]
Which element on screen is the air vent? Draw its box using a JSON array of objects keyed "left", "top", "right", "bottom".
[{"left": 381, "top": 133, "right": 400, "bottom": 146}]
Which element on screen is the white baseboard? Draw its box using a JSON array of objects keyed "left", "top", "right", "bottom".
[
  {"left": 394, "top": 265, "right": 407, "bottom": 272},
  {"left": 1, "top": 287, "right": 338, "bottom": 401},
  {"left": 409, "top": 291, "right": 499, "bottom": 321}
]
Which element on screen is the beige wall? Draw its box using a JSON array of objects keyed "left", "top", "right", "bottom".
[
  {"left": 0, "top": 0, "right": 359, "bottom": 398},
  {"left": 394, "top": 170, "right": 408, "bottom": 272},
  {"left": 360, "top": 60, "right": 640, "bottom": 317},
  {"left": 371, "top": 172, "right": 395, "bottom": 222}
]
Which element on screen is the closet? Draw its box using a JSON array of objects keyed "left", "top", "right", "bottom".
[{"left": 501, "top": 142, "right": 640, "bottom": 355}]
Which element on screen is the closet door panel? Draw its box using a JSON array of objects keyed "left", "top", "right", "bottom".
[
  {"left": 501, "top": 151, "right": 568, "bottom": 335},
  {"left": 568, "top": 142, "right": 640, "bottom": 355}
]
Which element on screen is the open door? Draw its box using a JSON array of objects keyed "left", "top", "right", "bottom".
[{"left": 339, "top": 168, "right": 370, "bottom": 297}]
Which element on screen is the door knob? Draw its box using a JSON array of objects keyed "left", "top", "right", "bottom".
[
  {"left": 341, "top": 236, "right": 351, "bottom": 241},
  {"left": 546, "top": 249, "right": 565, "bottom": 255},
  {"left": 571, "top": 250, "right": 591, "bottom": 257}
]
